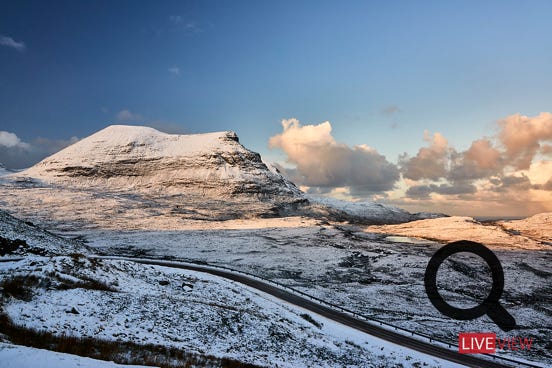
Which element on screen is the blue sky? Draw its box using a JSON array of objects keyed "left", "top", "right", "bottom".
[{"left": 1, "top": 0, "right": 552, "bottom": 215}]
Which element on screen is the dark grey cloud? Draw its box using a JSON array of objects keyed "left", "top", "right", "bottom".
[
  {"left": 406, "top": 182, "right": 477, "bottom": 199},
  {"left": 490, "top": 175, "right": 532, "bottom": 193}
]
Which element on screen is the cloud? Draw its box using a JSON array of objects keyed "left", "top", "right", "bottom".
[
  {"left": 393, "top": 113, "right": 552, "bottom": 215},
  {"left": 168, "top": 66, "right": 180, "bottom": 76},
  {"left": 464, "top": 139, "right": 502, "bottom": 170},
  {"left": 269, "top": 118, "right": 400, "bottom": 195},
  {"left": 267, "top": 112, "right": 552, "bottom": 216},
  {"left": 0, "top": 131, "right": 30, "bottom": 149},
  {"left": 541, "top": 144, "right": 552, "bottom": 155},
  {"left": 498, "top": 112, "right": 552, "bottom": 169},
  {"left": 0, "top": 133, "right": 79, "bottom": 169},
  {"left": 405, "top": 182, "right": 477, "bottom": 199},
  {"left": 447, "top": 139, "right": 504, "bottom": 181},
  {"left": 116, "top": 109, "right": 143, "bottom": 122},
  {"left": 381, "top": 105, "right": 401, "bottom": 115},
  {"left": 533, "top": 177, "right": 552, "bottom": 191},
  {"left": 169, "top": 15, "right": 201, "bottom": 33},
  {"left": 490, "top": 174, "right": 532, "bottom": 192},
  {"left": 398, "top": 112, "right": 552, "bottom": 201},
  {"left": 0, "top": 35, "right": 26, "bottom": 52},
  {"left": 399, "top": 131, "right": 450, "bottom": 181}
]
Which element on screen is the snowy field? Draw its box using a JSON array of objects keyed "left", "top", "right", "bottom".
[
  {"left": 0, "top": 256, "right": 460, "bottom": 368},
  {"left": 0, "top": 343, "right": 150, "bottom": 368},
  {"left": 80, "top": 221, "right": 551, "bottom": 366}
]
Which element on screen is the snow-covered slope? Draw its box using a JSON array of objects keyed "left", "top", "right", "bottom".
[
  {"left": 0, "top": 344, "right": 149, "bottom": 368},
  {"left": 19, "top": 125, "right": 303, "bottom": 201},
  {"left": 0, "top": 256, "right": 461, "bottom": 368},
  {"left": 308, "top": 196, "right": 444, "bottom": 224},
  {"left": 0, "top": 209, "right": 87, "bottom": 256},
  {"left": 499, "top": 212, "right": 552, "bottom": 242},
  {"left": 366, "top": 215, "right": 551, "bottom": 249},
  {"left": 0, "top": 162, "right": 9, "bottom": 177},
  {"left": 0, "top": 125, "right": 312, "bottom": 226},
  {"left": 0, "top": 125, "right": 435, "bottom": 228}
]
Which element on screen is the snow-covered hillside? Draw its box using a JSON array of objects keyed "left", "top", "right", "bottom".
[
  {"left": 308, "top": 196, "right": 444, "bottom": 224},
  {"left": 0, "top": 125, "right": 311, "bottom": 226},
  {"left": 0, "top": 211, "right": 459, "bottom": 368},
  {"left": 499, "top": 212, "right": 552, "bottom": 242},
  {"left": 0, "top": 209, "right": 87, "bottom": 256},
  {"left": 0, "top": 125, "right": 436, "bottom": 228},
  {"left": 366, "top": 214, "right": 552, "bottom": 249},
  {"left": 0, "top": 344, "right": 150, "bottom": 368},
  {"left": 19, "top": 125, "right": 303, "bottom": 201},
  {"left": 0, "top": 162, "right": 9, "bottom": 176}
]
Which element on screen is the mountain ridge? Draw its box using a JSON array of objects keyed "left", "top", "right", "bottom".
[
  {"left": 1, "top": 125, "right": 440, "bottom": 228},
  {"left": 19, "top": 125, "right": 303, "bottom": 200}
]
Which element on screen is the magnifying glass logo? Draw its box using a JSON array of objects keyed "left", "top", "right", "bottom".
[{"left": 424, "top": 240, "right": 516, "bottom": 332}]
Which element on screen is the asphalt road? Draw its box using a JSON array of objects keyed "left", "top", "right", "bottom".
[{"left": 101, "top": 256, "right": 529, "bottom": 368}]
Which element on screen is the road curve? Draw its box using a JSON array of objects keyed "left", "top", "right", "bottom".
[{"left": 98, "top": 256, "right": 531, "bottom": 368}]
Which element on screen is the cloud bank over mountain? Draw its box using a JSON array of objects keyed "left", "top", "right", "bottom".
[{"left": 270, "top": 113, "right": 552, "bottom": 216}]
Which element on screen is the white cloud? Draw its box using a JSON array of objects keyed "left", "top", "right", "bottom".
[
  {"left": 116, "top": 109, "right": 144, "bottom": 122},
  {"left": 0, "top": 131, "right": 30, "bottom": 149},
  {"left": 168, "top": 66, "right": 180, "bottom": 76},
  {"left": 498, "top": 112, "right": 552, "bottom": 169},
  {"left": 0, "top": 133, "right": 79, "bottom": 169},
  {"left": 0, "top": 35, "right": 26, "bottom": 52},
  {"left": 399, "top": 131, "right": 450, "bottom": 181}
]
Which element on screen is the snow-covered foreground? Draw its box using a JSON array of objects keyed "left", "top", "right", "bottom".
[
  {"left": 0, "top": 343, "right": 150, "bottom": 368},
  {"left": 0, "top": 256, "right": 460, "bottom": 368},
  {"left": 82, "top": 222, "right": 551, "bottom": 366}
]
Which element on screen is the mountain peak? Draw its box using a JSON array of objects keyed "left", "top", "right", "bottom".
[
  {"left": 22, "top": 125, "right": 246, "bottom": 175},
  {"left": 13, "top": 125, "right": 303, "bottom": 216}
]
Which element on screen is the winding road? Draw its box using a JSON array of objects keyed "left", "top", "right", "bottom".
[{"left": 96, "top": 256, "right": 540, "bottom": 368}]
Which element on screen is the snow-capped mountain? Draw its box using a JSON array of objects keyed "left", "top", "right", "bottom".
[
  {"left": 21, "top": 125, "right": 303, "bottom": 201},
  {"left": 0, "top": 125, "right": 440, "bottom": 228}
]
